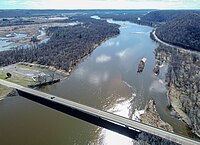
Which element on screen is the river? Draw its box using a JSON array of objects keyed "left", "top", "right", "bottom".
[{"left": 0, "top": 20, "right": 192, "bottom": 145}]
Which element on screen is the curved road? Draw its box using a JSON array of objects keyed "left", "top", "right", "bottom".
[{"left": 152, "top": 30, "right": 200, "bottom": 55}]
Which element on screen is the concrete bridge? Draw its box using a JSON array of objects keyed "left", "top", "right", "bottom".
[{"left": 0, "top": 79, "right": 199, "bottom": 145}]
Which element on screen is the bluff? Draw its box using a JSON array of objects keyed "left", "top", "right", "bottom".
[{"left": 156, "top": 13, "right": 200, "bottom": 51}]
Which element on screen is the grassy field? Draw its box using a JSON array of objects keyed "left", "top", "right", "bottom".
[
  {"left": 0, "top": 71, "right": 35, "bottom": 99},
  {"left": 0, "top": 84, "right": 12, "bottom": 99},
  {"left": 0, "top": 62, "right": 64, "bottom": 99},
  {"left": 0, "top": 66, "right": 37, "bottom": 99},
  {"left": 16, "top": 64, "right": 52, "bottom": 74},
  {"left": 0, "top": 70, "right": 36, "bottom": 86}
]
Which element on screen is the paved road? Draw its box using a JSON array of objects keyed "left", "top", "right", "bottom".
[
  {"left": 0, "top": 79, "right": 199, "bottom": 145},
  {"left": 152, "top": 30, "right": 200, "bottom": 55}
]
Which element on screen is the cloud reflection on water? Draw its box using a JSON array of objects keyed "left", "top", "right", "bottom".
[
  {"left": 96, "top": 54, "right": 112, "bottom": 63},
  {"left": 88, "top": 72, "right": 109, "bottom": 86},
  {"left": 74, "top": 67, "right": 109, "bottom": 86},
  {"left": 116, "top": 49, "right": 127, "bottom": 58},
  {"left": 149, "top": 79, "right": 166, "bottom": 93},
  {"left": 104, "top": 41, "right": 120, "bottom": 47}
]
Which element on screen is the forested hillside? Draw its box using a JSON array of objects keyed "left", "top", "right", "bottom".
[
  {"left": 155, "top": 13, "right": 200, "bottom": 51},
  {"left": 140, "top": 10, "right": 200, "bottom": 25}
]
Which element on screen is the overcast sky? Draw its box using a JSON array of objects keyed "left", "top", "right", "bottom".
[{"left": 1, "top": 0, "right": 200, "bottom": 9}]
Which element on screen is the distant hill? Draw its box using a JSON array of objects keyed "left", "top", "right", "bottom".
[
  {"left": 140, "top": 10, "right": 200, "bottom": 25},
  {"left": 155, "top": 13, "right": 200, "bottom": 51}
]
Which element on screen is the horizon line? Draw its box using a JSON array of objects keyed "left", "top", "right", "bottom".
[{"left": 0, "top": 8, "right": 200, "bottom": 10}]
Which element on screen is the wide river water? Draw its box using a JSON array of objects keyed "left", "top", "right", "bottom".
[{"left": 0, "top": 20, "right": 191, "bottom": 145}]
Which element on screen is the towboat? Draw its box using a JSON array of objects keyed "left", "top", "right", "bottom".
[{"left": 137, "top": 57, "right": 147, "bottom": 73}]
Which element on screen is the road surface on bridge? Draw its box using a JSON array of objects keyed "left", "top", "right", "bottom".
[{"left": 0, "top": 79, "right": 199, "bottom": 145}]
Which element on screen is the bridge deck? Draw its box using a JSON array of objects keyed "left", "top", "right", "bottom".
[{"left": 0, "top": 79, "right": 199, "bottom": 145}]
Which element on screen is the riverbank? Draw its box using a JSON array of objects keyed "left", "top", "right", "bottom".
[
  {"left": 0, "top": 84, "right": 12, "bottom": 100},
  {"left": 152, "top": 30, "right": 200, "bottom": 138},
  {"left": 136, "top": 100, "right": 173, "bottom": 132},
  {"left": 0, "top": 30, "right": 119, "bottom": 100},
  {"left": 167, "top": 85, "right": 192, "bottom": 126},
  {"left": 0, "top": 17, "right": 120, "bottom": 72}
]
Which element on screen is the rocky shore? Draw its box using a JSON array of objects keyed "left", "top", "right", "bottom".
[
  {"left": 133, "top": 100, "right": 176, "bottom": 145},
  {"left": 140, "top": 100, "right": 173, "bottom": 132}
]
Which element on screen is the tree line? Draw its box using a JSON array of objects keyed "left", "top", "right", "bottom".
[
  {"left": 156, "top": 13, "right": 200, "bottom": 51},
  {"left": 0, "top": 17, "right": 120, "bottom": 72}
]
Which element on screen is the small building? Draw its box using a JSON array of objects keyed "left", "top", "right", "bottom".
[{"left": 32, "top": 72, "right": 47, "bottom": 82}]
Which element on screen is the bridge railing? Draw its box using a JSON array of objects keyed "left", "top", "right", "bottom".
[{"left": 0, "top": 79, "right": 199, "bottom": 145}]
